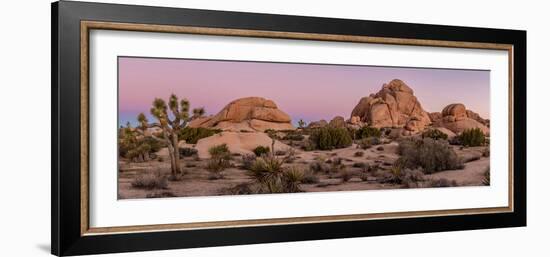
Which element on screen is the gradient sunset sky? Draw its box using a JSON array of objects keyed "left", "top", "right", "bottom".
[{"left": 118, "top": 57, "right": 490, "bottom": 126}]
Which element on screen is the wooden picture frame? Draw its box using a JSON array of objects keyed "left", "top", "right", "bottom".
[{"left": 52, "top": 1, "right": 526, "bottom": 256}]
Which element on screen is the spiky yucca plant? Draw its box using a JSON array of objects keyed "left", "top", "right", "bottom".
[{"left": 248, "top": 156, "right": 304, "bottom": 193}]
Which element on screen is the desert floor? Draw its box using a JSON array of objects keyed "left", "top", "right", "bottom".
[{"left": 118, "top": 141, "right": 490, "bottom": 199}]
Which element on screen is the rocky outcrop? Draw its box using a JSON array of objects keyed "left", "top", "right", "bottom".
[
  {"left": 307, "top": 119, "right": 328, "bottom": 129},
  {"left": 433, "top": 103, "right": 489, "bottom": 135},
  {"left": 350, "top": 79, "right": 431, "bottom": 132},
  {"left": 195, "top": 132, "right": 290, "bottom": 159},
  {"left": 328, "top": 116, "right": 346, "bottom": 128},
  {"left": 188, "top": 97, "right": 294, "bottom": 132}
]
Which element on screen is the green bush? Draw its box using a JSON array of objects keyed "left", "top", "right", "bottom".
[
  {"left": 356, "top": 126, "right": 381, "bottom": 139},
  {"left": 179, "top": 147, "right": 198, "bottom": 157},
  {"left": 178, "top": 127, "right": 222, "bottom": 144},
  {"left": 309, "top": 127, "right": 352, "bottom": 150},
  {"left": 422, "top": 129, "right": 448, "bottom": 140},
  {"left": 459, "top": 128, "right": 486, "bottom": 147},
  {"left": 253, "top": 146, "right": 271, "bottom": 157},
  {"left": 283, "top": 132, "right": 305, "bottom": 141},
  {"left": 357, "top": 137, "right": 381, "bottom": 149},
  {"left": 397, "top": 138, "right": 463, "bottom": 174},
  {"left": 208, "top": 144, "right": 231, "bottom": 159}
]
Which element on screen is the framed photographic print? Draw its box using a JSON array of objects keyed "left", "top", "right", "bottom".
[{"left": 51, "top": 1, "right": 526, "bottom": 256}]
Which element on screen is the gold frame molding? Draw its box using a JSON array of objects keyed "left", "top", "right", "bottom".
[{"left": 80, "top": 20, "right": 514, "bottom": 236}]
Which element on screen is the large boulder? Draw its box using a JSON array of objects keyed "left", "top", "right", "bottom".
[
  {"left": 435, "top": 103, "right": 489, "bottom": 135},
  {"left": 350, "top": 79, "right": 431, "bottom": 131},
  {"left": 195, "top": 132, "right": 290, "bottom": 159},
  {"left": 188, "top": 97, "right": 294, "bottom": 132},
  {"left": 307, "top": 119, "right": 328, "bottom": 129},
  {"left": 328, "top": 116, "right": 346, "bottom": 128}
]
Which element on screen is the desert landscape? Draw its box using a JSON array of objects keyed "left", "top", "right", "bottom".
[{"left": 118, "top": 78, "right": 491, "bottom": 199}]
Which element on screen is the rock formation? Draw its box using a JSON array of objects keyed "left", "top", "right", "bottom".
[
  {"left": 195, "top": 132, "right": 290, "bottom": 159},
  {"left": 188, "top": 97, "right": 294, "bottom": 132},
  {"left": 328, "top": 116, "right": 346, "bottom": 128},
  {"left": 431, "top": 103, "right": 489, "bottom": 135},
  {"left": 350, "top": 79, "right": 431, "bottom": 132},
  {"left": 307, "top": 119, "right": 328, "bottom": 129}
]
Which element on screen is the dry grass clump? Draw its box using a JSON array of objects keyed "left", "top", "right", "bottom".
[
  {"left": 131, "top": 172, "right": 168, "bottom": 190},
  {"left": 206, "top": 144, "right": 232, "bottom": 179},
  {"left": 241, "top": 154, "right": 257, "bottom": 170},
  {"left": 301, "top": 171, "right": 320, "bottom": 184},
  {"left": 397, "top": 138, "right": 463, "bottom": 174},
  {"left": 222, "top": 182, "right": 256, "bottom": 195}
]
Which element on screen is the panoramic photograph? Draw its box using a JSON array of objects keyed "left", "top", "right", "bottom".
[{"left": 117, "top": 57, "right": 491, "bottom": 199}]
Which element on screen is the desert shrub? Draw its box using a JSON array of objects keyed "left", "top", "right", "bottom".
[
  {"left": 282, "top": 148, "right": 298, "bottom": 163},
  {"left": 354, "top": 151, "right": 364, "bottom": 157},
  {"left": 131, "top": 173, "right": 168, "bottom": 190},
  {"left": 397, "top": 138, "right": 463, "bottom": 174},
  {"left": 178, "top": 127, "right": 221, "bottom": 144},
  {"left": 208, "top": 144, "right": 231, "bottom": 159},
  {"left": 248, "top": 156, "right": 304, "bottom": 193},
  {"left": 353, "top": 162, "right": 366, "bottom": 168},
  {"left": 205, "top": 158, "right": 230, "bottom": 179},
  {"left": 253, "top": 146, "right": 271, "bottom": 157},
  {"left": 356, "top": 126, "right": 381, "bottom": 139},
  {"left": 283, "top": 133, "right": 305, "bottom": 141},
  {"left": 422, "top": 129, "right": 448, "bottom": 140},
  {"left": 429, "top": 178, "right": 458, "bottom": 187},
  {"left": 179, "top": 147, "right": 198, "bottom": 157},
  {"left": 241, "top": 154, "right": 257, "bottom": 170},
  {"left": 357, "top": 137, "right": 381, "bottom": 150},
  {"left": 301, "top": 171, "right": 320, "bottom": 184},
  {"left": 483, "top": 166, "right": 490, "bottom": 186},
  {"left": 308, "top": 127, "right": 353, "bottom": 150},
  {"left": 330, "top": 157, "right": 343, "bottom": 165},
  {"left": 458, "top": 128, "right": 486, "bottom": 147},
  {"left": 359, "top": 172, "right": 370, "bottom": 181},
  {"left": 119, "top": 130, "right": 164, "bottom": 162},
  {"left": 301, "top": 140, "right": 316, "bottom": 151},
  {"left": 340, "top": 170, "right": 352, "bottom": 182},
  {"left": 206, "top": 144, "right": 232, "bottom": 179},
  {"left": 309, "top": 160, "right": 330, "bottom": 173},
  {"left": 222, "top": 182, "right": 255, "bottom": 195},
  {"left": 275, "top": 150, "right": 287, "bottom": 156}
]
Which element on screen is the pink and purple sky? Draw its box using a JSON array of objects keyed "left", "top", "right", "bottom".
[{"left": 119, "top": 57, "right": 490, "bottom": 126}]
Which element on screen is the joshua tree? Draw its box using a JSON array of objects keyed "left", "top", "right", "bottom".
[
  {"left": 297, "top": 119, "right": 306, "bottom": 129},
  {"left": 192, "top": 107, "right": 206, "bottom": 120},
  {"left": 136, "top": 94, "right": 203, "bottom": 175}
]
